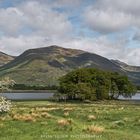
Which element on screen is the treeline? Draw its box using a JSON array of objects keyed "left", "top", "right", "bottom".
[
  {"left": 11, "top": 84, "right": 57, "bottom": 90},
  {"left": 57, "top": 68, "right": 136, "bottom": 101}
]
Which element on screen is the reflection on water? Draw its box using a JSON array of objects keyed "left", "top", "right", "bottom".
[
  {"left": 0, "top": 92, "right": 140, "bottom": 100},
  {"left": 118, "top": 93, "right": 140, "bottom": 100}
]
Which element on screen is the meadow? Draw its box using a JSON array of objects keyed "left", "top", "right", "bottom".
[{"left": 0, "top": 100, "right": 140, "bottom": 140}]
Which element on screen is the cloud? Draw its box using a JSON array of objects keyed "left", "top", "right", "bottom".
[
  {"left": 133, "top": 31, "right": 140, "bottom": 41},
  {"left": 0, "top": 0, "right": 74, "bottom": 56},
  {"left": 0, "top": 7, "right": 25, "bottom": 36},
  {"left": 52, "top": 0, "right": 82, "bottom": 7},
  {"left": 0, "top": 1, "right": 73, "bottom": 37},
  {"left": 0, "top": 34, "right": 140, "bottom": 65},
  {"left": 0, "top": 35, "right": 48, "bottom": 55},
  {"left": 83, "top": 8, "right": 132, "bottom": 33},
  {"left": 60, "top": 37, "right": 140, "bottom": 66},
  {"left": 53, "top": 36, "right": 140, "bottom": 66},
  {"left": 0, "top": 0, "right": 140, "bottom": 66},
  {"left": 83, "top": 0, "right": 140, "bottom": 33}
]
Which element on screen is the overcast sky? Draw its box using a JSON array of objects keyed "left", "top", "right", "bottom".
[{"left": 0, "top": 0, "right": 140, "bottom": 66}]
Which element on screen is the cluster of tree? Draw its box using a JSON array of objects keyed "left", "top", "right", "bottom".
[
  {"left": 57, "top": 68, "right": 136, "bottom": 101},
  {"left": 11, "top": 84, "right": 58, "bottom": 90}
]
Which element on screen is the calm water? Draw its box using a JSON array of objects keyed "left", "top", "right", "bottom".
[
  {"left": 0, "top": 93, "right": 54, "bottom": 100},
  {"left": 118, "top": 93, "right": 140, "bottom": 100},
  {"left": 0, "top": 92, "right": 140, "bottom": 100}
]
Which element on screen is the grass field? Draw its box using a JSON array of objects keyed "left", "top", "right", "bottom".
[{"left": 0, "top": 100, "right": 140, "bottom": 140}]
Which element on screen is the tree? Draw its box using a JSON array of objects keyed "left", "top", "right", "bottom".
[
  {"left": 110, "top": 81, "right": 119, "bottom": 99},
  {"left": 0, "top": 77, "right": 15, "bottom": 93},
  {"left": 75, "top": 83, "right": 96, "bottom": 101},
  {"left": 0, "top": 77, "right": 15, "bottom": 114},
  {"left": 110, "top": 73, "right": 136, "bottom": 99},
  {"left": 58, "top": 68, "right": 136, "bottom": 101}
]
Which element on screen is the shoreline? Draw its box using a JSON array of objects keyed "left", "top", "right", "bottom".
[{"left": 3, "top": 90, "right": 57, "bottom": 93}]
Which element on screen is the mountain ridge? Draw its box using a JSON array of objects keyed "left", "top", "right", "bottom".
[
  {"left": 0, "top": 45, "right": 139, "bottom": 85},
  {"left": 111, "top": 60, "right": 140, "bottom": 72},
  {"left": 0, "top": 51, "right": 14, "bottom": 67}
]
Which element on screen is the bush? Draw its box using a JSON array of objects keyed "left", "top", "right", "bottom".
[
  {"left": 0, "top": 77, "right": 15, "bottom": 114},
  {"left": 0, "top": 97, "right": 12, "bottom": 114}
]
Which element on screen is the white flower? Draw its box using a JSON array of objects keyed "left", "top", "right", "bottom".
[{"left": 0, "top": 96, "right": 12, "bottom": 113}]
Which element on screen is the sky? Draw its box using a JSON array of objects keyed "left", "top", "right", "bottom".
[{"left": 0, "top": 0, "right": 140, "bottom": 66}]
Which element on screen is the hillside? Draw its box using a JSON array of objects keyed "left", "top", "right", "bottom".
[
  {"left": 0, "top": 46, "right": 139, "bottom": 86},
  {"left": 111, "top": 60, "right": 140, "bottom": 85},
  {"left": 0, "top": 52, "right": 14, "bottom": 67},
  {"left": 111, "top": 60, "right": 140, "bottom": 72}
]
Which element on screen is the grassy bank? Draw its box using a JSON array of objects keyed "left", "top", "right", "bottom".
[{"left": 0, "top": 100, "right": 140, "bottom": 140}]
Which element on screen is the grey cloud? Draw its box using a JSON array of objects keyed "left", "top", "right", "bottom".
[
  {"left": 0, "top": 35, "right": 49, "bottom": 55},
  {"left": 52, "top": 0, "right": 82, "bottom": 7},
  {"left": 83, "top": 0, "right": 140, "bottom": 33},
  {"left": 0, "top": 1, "right": 73, "bottom": 37},
  {"left": 133, "top": 31, "right": 140, "bottom": 41},
  {"left": 0, "top": 34, "right": 140, "bottom": 65},
  {"left": 0, "top": 7, "right": 25, "bottom": 36},
  {"left": 0, "top": 0, "right": 140, "bottom": 66}
]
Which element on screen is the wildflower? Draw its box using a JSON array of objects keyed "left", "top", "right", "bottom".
[{"left": 0, "top": 96, "right": 12, "bottom": 113}]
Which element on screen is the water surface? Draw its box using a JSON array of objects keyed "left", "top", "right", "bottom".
[
  {"left": 0, "top": 92, "right": 140, "bottom": 101},
  {"left": 118, "top": 93, "right": 140, "bottom": 100},
  {"left": 0, "top": 92, "right": 54, "bottom": 100}
]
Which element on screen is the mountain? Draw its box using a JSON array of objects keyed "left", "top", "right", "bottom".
[
  {"left": 111, "top": 60, "right": 140, "bottom": 72},
  {"left": 111, "top": 60, "right": 140, "bottom": 85},
  {"left": 0, "top": 52, "right": 14, "bottom": 67},
  {"left": 0, "top": 46, "right": 139, "bottom": 86}
]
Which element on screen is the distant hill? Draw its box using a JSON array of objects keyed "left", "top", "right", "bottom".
[
  {"left": 0, "top": 52, "right": 14, "bottom": 67},
  {"left": 111, "top": 60, "right": 140, "bottom": 85},
  {"left": 111, "top": 60, "right": 140, "bottom": 72},
  {"left": 0, "top": 46, "right": 139, "bottom": 86}
]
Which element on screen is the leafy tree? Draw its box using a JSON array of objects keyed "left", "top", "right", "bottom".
[
  {"left": 110, "top": 81, "right": 119, "bottom": 99},
  {"left": 58, "top": 68, "right": 136, "bottom": 101},
  {"left": 75, "top": 83, "right": 96, "bottom": 101},
  {"left": 110, "top": 73, "right": 136, "bottom": 98}
]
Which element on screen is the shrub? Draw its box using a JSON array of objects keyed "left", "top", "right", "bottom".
[
  {"left": 0, "top": 97, "right": 12, "bottom": 114},
  {"left": 0, "top": 77, "right": 15, "bottom": 114}
]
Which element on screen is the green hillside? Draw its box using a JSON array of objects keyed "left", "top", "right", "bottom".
[
  {"left": 0, "top": 46, "right": 139, "bottom": 86},
  {"left": 111, "top": 60, "right": 140, "bottom": 85}
]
